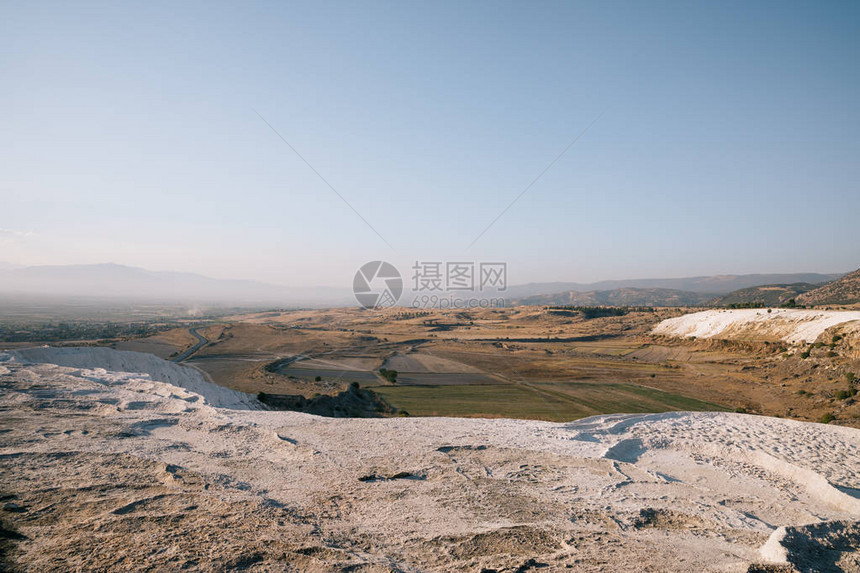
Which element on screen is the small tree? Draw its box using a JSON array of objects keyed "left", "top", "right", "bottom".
[{"left": 378, "top": 368, "right": 398, "bottom": 383}]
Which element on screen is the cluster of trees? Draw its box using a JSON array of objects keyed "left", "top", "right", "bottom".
[
  {"left": 0, "top": 321, "right": 166, "bottom": 343},
  {"left": 392, "top": 311, "right": 430, "bottom": 321},
  {"left": 548, "top": 306, "right": 655, "bottom": 319},
  {"left": 725, "top": 299, "right": 805, "bottom": 309},
  {"left": 726, "top": 302, "right": 767, "bottom": 309}
]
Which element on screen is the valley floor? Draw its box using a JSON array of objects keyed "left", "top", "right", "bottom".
[{"left": 146, "top": 306, "right": 860, "bottom": 427}]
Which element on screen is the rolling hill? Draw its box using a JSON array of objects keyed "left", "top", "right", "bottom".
[
  {"left": 710, "top": 283, "right": 820, "bottom": 307},
  {"left": 797, "top": 268, "right": 860, "bottom": 306}
]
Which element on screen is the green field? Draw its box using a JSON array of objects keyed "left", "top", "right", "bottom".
[{"left": 369, "top": 382, "right": 729, "bottom": 422}]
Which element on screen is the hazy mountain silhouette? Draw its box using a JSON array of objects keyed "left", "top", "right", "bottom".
[
  {"left": 0, "top": 263, "right": 351, "bottom": 306},
  {"left": 0, "top": 263, "right": 846, "bottom": 307}
]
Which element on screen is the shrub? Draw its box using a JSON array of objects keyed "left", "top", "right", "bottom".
[
  {"left": 350, "top": 381, "right": 360, "bottom": 390},
  {"left": 727, "top": 302, "right": 766, "bottom": 309},
  {"left": 735, "top": 407, "right": 747, "bottom": 414},
  {"left": 257, "top": 391, "right": 267, "bottom": 402},
  {"left": 800, "top": 350, "right": 811, "bottom": 359},
  {"left": 832, "top": 334, "right": 843, "bottom": 343},
  {"left": 835, "top": 388, "right": 857, "bottom": 400},
  {"left": 846, "top": 372, "right": 856, "bottom": 383},
  {"left": 378, "top": 368, "right": 398, "bottom": 383},
  {"left": 820, "top": 412, "right": 835, "bottom": 424},
  {"left": 314, "top": 376, "right": 322, "bottom": 382}
]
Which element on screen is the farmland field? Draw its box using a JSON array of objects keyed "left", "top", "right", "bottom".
[{"left": 369, "top": 381, "right": 729, "bottom": 421}]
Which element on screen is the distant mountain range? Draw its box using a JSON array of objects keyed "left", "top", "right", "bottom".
[
  {"left": 504, "top": 272, "right": 843, "bottom": 300},
  {"left": 509, "top": 273, "right": 844, "bottom": 307},
  {"left": 513, "top": 270, "right": 860, "bottom": 308},
  {"left": 0, "top": 263, "right": 352, "bottom": 306},
  {"left": 0, "top": 263, "right": 850, "bottom": 308}
]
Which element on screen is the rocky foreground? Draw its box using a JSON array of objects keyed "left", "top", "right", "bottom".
[{"left": 1, "top": 348, "right": 859, "bottom": 572}]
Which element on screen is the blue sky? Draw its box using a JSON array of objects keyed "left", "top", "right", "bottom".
[{"left": 1, "top": 1, "right": 858, "bottom": 286}]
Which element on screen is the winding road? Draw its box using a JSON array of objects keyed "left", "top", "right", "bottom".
[{"left": 171, "top": 328, "right": 209, "bottom": 362}]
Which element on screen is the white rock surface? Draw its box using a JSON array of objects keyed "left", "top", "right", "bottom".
[
  {"left": 652, "top": 308, "right": 860, "bottom": 343},
  {"left": 5, "top": 346, "right": 261, "bottom": 409},
  {"left": 0, "top": 347, "right": 858, "bottom": 571}
]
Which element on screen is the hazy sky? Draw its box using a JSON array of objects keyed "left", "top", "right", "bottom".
[{"left": 2, "top": 1, "right": 858, "bottom": 287}]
